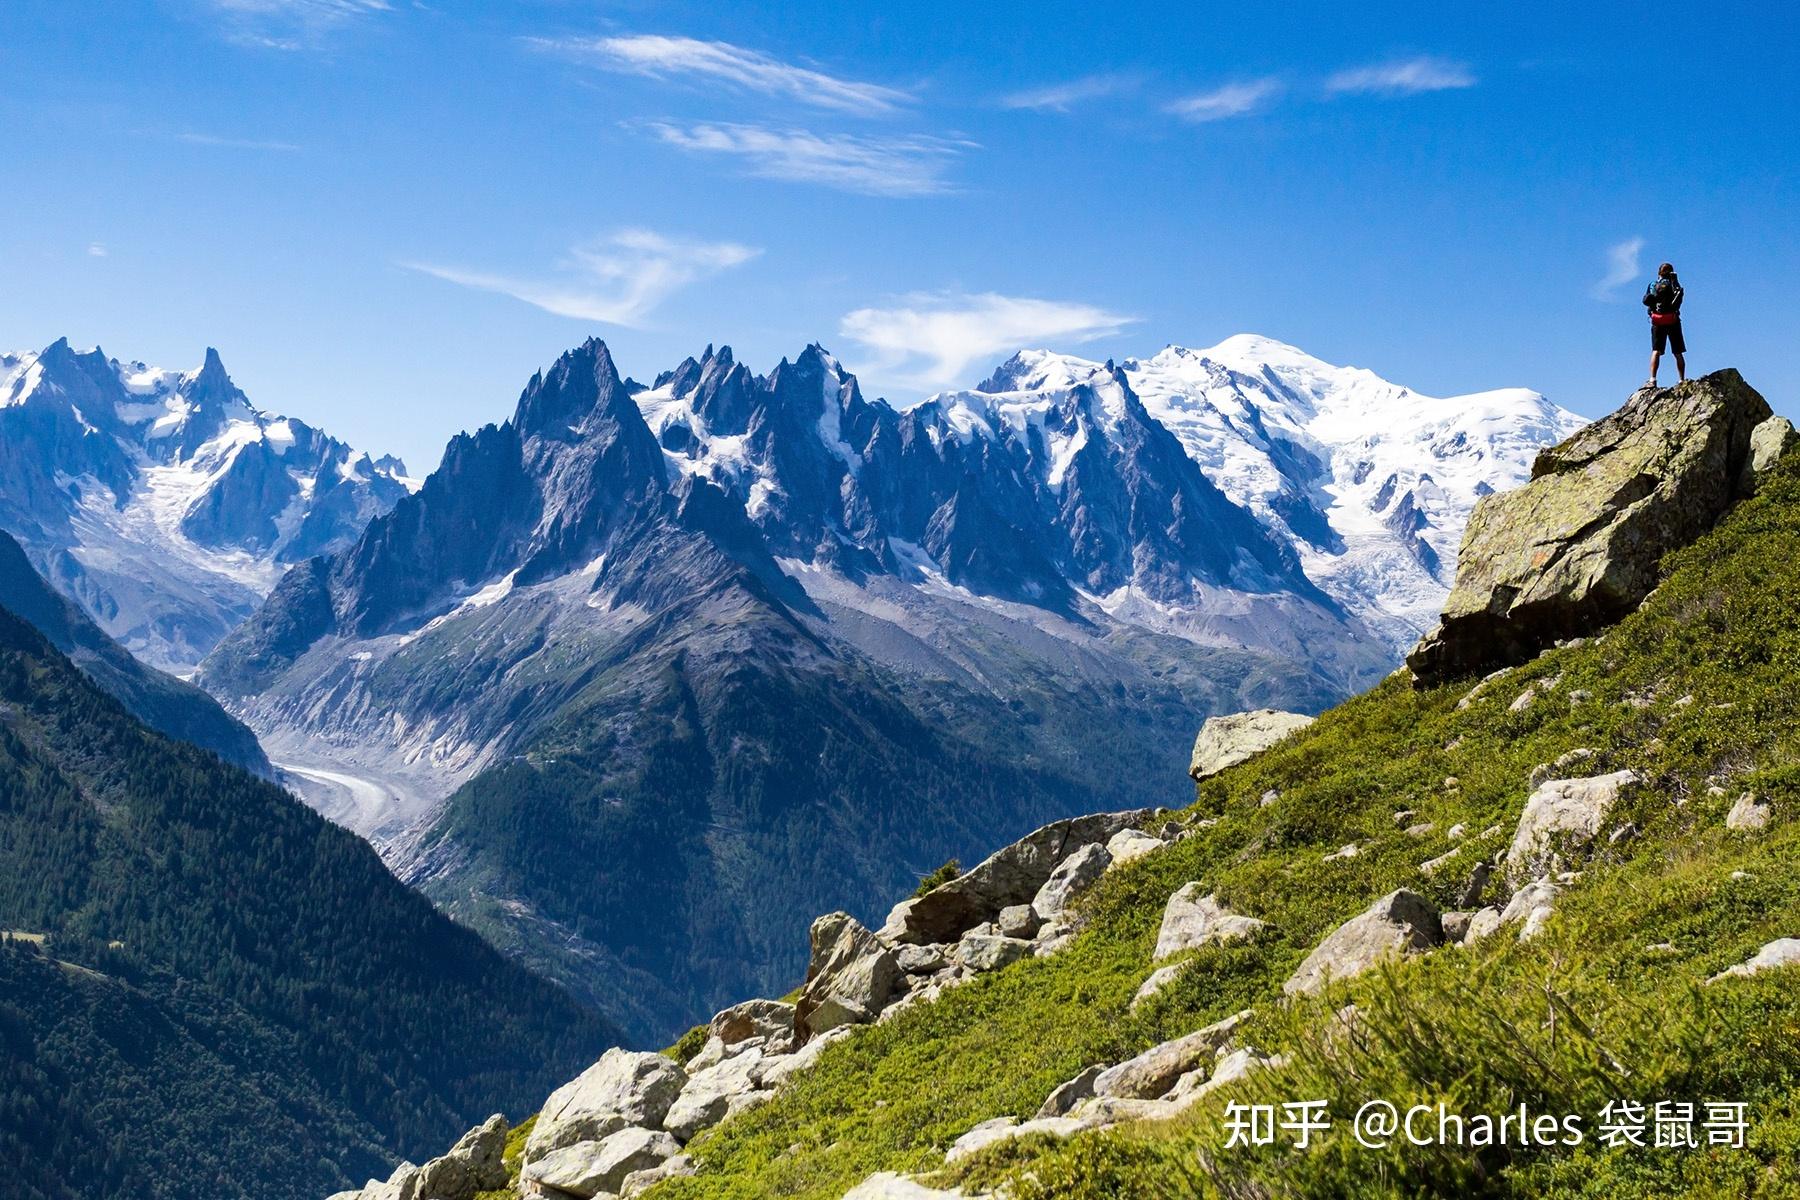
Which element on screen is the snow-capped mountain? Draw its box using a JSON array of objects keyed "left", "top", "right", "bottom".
[
  {"left": 0, "top": 339, "right": 414, "bottom": 671},
  {"left": 199, "top": 334, "right": 1578, "bottom": 1042},
  {"left": 1035, "top": 335, "right": 1584, "bottom": 647}
]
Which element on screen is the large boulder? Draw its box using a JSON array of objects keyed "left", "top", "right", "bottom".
[
  {"left": 1189, "top": 710, "right": 1314, "bottom": 780},
  {"left": 1410, "top": 371, "right": 1777, "bottom": 684},
  {"left": 1153, "top": 885, "right": 1269, "bottom": 959},
  {"left": 796, "top": 912, "right": 898, "bottom": 1038},
  {"left": 524, "top": 1048, "right": 687, "bottom": 1162},
  {"left": 521, "top": 1128, "right": 681, "bottom": 1199},
  {"left": 663, "top": 1047, "right": 770, "bottom": 1141},
  {"left": 1284, "top": 890, "right": 1444, "bottom": 995},
  {"left": 1504, "top": 770, "right": 1641, "bottom": 877},
  {"left": 411, "top": 1114, "right": 508, "bottom": 1199},
  {"left": 879, "top": 809, "right": 1156, "bottom": 945}
]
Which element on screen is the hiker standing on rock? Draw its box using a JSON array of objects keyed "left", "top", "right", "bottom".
[{"left": 1644, "top": 262, "right": 1686, "bottom": 387}]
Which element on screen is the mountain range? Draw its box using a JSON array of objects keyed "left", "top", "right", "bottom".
[
  {"left": 193, "top": 333, "right": 1581, "bottom": 1043},
  {"left": 0, "top": 339, "right": 412, "bottom": 673}
]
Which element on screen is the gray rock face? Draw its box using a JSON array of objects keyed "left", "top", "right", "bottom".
[
  {"left": 522, "top": 1127, "right": 681, "bottom": 1199},
  {"left": 1504, "top": 770, "right": 1641, "bottom": 877},
  {"left": 1029, "top": 842, "right": 1113, "bottom": 919},
  {"left": 1153, "top": 884, "right": 1269, "bottom": 959},
  {"left": 1410, "top": 371, "right": 1777, "bottom": 684},
  {"left": 1189, "top": 709, "right": 1315, "bottom": 780},
  {"left": 796, "top": 912, "right": 898, "bottom": 1038},
  {"left": 879, "top": 809, "right": 1155, "bottom": 945},
  {"left": 620, "top": 1153, "right": 695, "bottom": 1197},
  {"left": 525, "top": 1048, "right": 686, "bottom": 1162},
  {"left": 1284, "top": 890, "right": 1444, "bottom": 995}
]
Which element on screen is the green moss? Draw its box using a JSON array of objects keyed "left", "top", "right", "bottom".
[{"left": 647, "top": 452, "right": 1800, "bottom": 1199}]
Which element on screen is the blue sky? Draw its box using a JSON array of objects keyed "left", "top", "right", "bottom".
[{"left": 3, "top": 1, "right": 1795, "bottom": 474}]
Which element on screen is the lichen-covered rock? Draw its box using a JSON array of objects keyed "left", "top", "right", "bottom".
[
  {"left": 1504, "top": 771, "right": 1641, "bottom": 877},
  {"left": 525, "top": 1049, "right": 686, "bottom": 1162},
  {"left": 1153, "top": 884, "right": 1268, "bottom": 959},
  {"left": 1284, "top": 890, "right": 1443, "bottom": 995},
  {"left": 879, "top": 810, "right": 1156, "bottom": 945},
  {"left": 796, "top": 913, "right": 897, "bottom": 1038},
  {"left": 1189, "top": 709, "right": 1315, "bottom": 780},
  {"left": 1410, "top": 371, "right": 1777, "bottom": 684}
]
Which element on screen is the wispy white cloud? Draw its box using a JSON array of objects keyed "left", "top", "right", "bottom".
[
  {"left": 204, "top": 0, "right": 390, "bottom": 49},
  {"left": 531, "top": 33, "right": 910, "bottom": 115},
  {"left": 1325, "top": 56, "right": 1477, "bottom": 96},
  {"left": 402, "top": 230, "right": 759, "bottom": 327},
  {"left": 839, "top": 292, "right": 1137, "bottom": 390},
  {"left": 87, "top": 243, "right": 108, "bottom": 258},
  {"left": 1166, "top": 78, "right": 1283, "bottom": 123},
  {"left": 642, "top": 121, "right": 970, "bottom": 197},
  {"left": 1593, "top": 236, "right": 1645, "bottom": 300},
  {"left": 175, "top": 131, "right": 303, "bottom": 152},
  {"left": 999, "top": 73, "right": 1133, "bottom": 113}
]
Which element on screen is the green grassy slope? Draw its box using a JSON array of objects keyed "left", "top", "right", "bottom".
[{"left": 642, "top": 448, "right": 1800, "bottom": 1199}]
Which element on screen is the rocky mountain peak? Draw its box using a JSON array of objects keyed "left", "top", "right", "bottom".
[{"left": 514, "top": 336, "right": 631, "bottom": 439}]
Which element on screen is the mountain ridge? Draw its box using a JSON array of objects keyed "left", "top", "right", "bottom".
[
  {"left": 0, "top": 338, "right": 412, "bottom": 671},
  {"left": 199, "top": 334, "right": 1583, "bottom": 1045}
]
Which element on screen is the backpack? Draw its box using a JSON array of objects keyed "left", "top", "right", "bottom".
[{"left": 1645, "top": 276, "right": 1683, "bottom": 324}]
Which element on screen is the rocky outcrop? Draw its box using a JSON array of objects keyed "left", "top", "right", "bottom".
[
  {"left": 525, "top": 1050, "right": 686, "bottom": 1163},
  {"left": 1152, "top": 885, "right": 1269, "bottom": 959},
  {"left": 1189, "top": 710, "right": 1315, "bottom": 780},
  {"left": 334, "top": 1115, "right": 508, "bottom": 1200},
  {"left": 1284, "top": 890, "right": 1444, "bottom": 995},
  {"left": 879, "top": 810, "right": 1157, "bottom": 945},
  {"left": 522, "top": 1127, "right": 681, "bottom": 1199},
  {"left": 1410, "top": 372, "right": 1779, "bottom": 684},
  {"left": 1504, "top": 770, "right": 1641, "bottom": 877},
  {"left": 797, "top": 913, "right": 899, "bottom": 1039}
]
